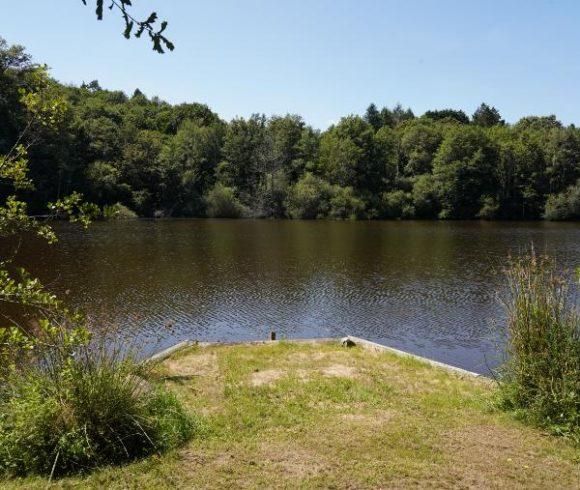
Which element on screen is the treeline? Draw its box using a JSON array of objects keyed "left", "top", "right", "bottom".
[{"left": 1, "top": 39, "right": 579, "bottom": 220}]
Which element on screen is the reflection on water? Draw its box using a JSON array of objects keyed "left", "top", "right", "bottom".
[{"left": 6, "top": 220, "right": 580, "bottom": 374}]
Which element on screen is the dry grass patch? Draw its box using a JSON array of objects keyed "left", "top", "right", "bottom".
[
  {"left": 163, "top": 351, "right": 218, "bottom": 379},
  {"left": 435, "top": 424, "right": 580, "bottom": 489},
  {"left": 249, "top": 369, "right": 286, "bottom": 387}
]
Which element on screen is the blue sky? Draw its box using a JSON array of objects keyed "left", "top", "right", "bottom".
[{"left": 2, "top": 0, "right": 580, "bottom": 128}]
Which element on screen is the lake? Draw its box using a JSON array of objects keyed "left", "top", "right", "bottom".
[{"left": 9, "top": 220, "right": 580, "bottom": 374}]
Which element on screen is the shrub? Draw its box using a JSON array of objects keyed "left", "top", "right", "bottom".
[
  {"left": 131, "top": 189, "right": 153, "bottom": 216},
  {"left": 380, "top": 190, "right": 414, "bottom": 219},
  {"left": 328, "top": 186, "right": 365, "bottom": 220},
  {"left": 477, "top": 195, "right": 500, "bottom": 219},
  {"left": 0, "top": 272, "right": 196, "bottom": 477},
  {"left": 412, "top": 174, "right": 439, "bottom": 218},
  {"left": 102, "top": 202, "right": 138, "bottom": 220},
  {"left": 543, "top": 180, "right": 580, "bottom": 221},
  {"left": 285, "top": 173, "right": 333, "bottom": 219},
  {"left": 497, "top": 252, "right": 579, "bottom": 442},
  {"left": 0, "top": 363, "right": 194, "bottom": 476},
  {"left": 204, "top": 183, "right": 247, "bottom": 218}
]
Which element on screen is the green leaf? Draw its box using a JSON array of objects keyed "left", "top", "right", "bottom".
[
  {"left": 123, "top": 20, "right": 134, "bottom": 39},
  {"left": 95, "top": 0, "right": 104, "bottom": 20}
]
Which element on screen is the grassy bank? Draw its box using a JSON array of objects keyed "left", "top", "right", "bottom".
[{"left": 5, "top": 341, "right": 579, "bottom": 489}]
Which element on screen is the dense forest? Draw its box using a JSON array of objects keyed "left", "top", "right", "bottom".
[{"left": 1, "top": 38, "right": 579, "bottom": 221}]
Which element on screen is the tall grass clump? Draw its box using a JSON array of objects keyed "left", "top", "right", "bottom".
[
  {"left": 498, "top": 252, "right": 579, "bottom": 442},
  {"left": 0, "top": 273, "right": 196, "bottom": 478}
]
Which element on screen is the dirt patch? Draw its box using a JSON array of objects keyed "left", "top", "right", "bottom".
[
  {"left": 436, "top": 424, "right": 580, "bottom": 489},
  {"left": 249, "top": 369, "right": 286, "bottom": 387},
  {"left": 180, "top": 449, "right": 208, "bottom": 468},
  {"left": 322, "top": 364, "right": 358, "bottom": 378},
  {"left": 259, "top": 441, "right": 330, "bottom": 478},
  {"left": 249, "top": 364, "right": 359, "bottom": 387},
  {"left": 165, "top": 352, "right": 219, "bottom": 377},
  {"left": 342, "top": 409, "right": 395, "bottom": 426}
]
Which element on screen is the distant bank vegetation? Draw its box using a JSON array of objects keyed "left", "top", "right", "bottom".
[{"left": 1, "top": 38, "right": 579, "bottom": 221}]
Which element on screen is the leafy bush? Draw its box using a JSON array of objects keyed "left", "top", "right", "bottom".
[
  {"left": 285, "top": 172, "right": 333, "bottom": 219},
  {"left": 497, "top": 253, "right": 579, "bottom": 442},
  {"left": 477, "top": 195, "right": 500, "bottom": 219},
  {"left": 102, "top": 202, "right": 138, "bottom": 220},
  {"left": 328, "top": 186, "right": 365, "bottom": 220},
  {"left": 543, "top": 180, "right": 580, "bottom": 220},
  {"left": 380, "top": 190, "right": 415, "bottom": 219},
  {"left": 204, "top": 183, "right": 247, "bottom": 218},
  {"left": 412, "top": 174, "right": 439, "bottom": 218}
]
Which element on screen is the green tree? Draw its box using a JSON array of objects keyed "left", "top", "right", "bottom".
[
  {"left": 204, "top": 182, "right": 247, "bottom": 218},
  {"left": 492, "top": 127, "right": 547, "bottom": 218},
  {"left": 545, "top": 128, "right": 580, "bottom": 194},
  {"left": 412, "top": 174, "right": 439, "bottom": 218},
  {"left": 318, "top": 116, "right": 389, "bottom": 197},
  {"left": 219, "top": 114, "right": 271, "bottom": 213},
  {"left": 544, "top": 179, "right": 580, "bottom": 220},
  {"left": 285, "top": 172, "right": 333, "bottom": 219},
  {"left": 514, "top": 115, "right": 562, "bottom": 132},
  {"left": 424, "top": 108, "right": 470, "bottom": 124},
  {"left": 85, "top": 160, "right": 129, "bottom": 204},
  {"left": 390, "top": 103, "right": 415, "bottom": 125},
  {"left": 380, "top": 189, "right": 414, "bottom": 219},
  {"left": 268, "top": 115, "right": 304, "bottom": 172},
  {"left": 364, "top": 103, "right": 382, "bottom": 131},
  {"left": 397, "top": 119, "right": 443, "bottom": 175},
  {"left": 329, "top": 185, "right": 366, "bottom": 219},
  {"left": 159, "top": 120, "right": 224, "bottom": 215},
  {"left": 119, "top": 129, "right": 166, "bottom": 214},
  {"left": 472, "top": 103, "right": 504, "bottom": 127},
  {"left": 289, "top": 126, "right": 320, "bottom": 181},
  {"left": 433, "top": 126, "right": 498, "bottom": 218}
]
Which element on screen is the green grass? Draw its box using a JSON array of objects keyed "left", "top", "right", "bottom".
[{"left": 4, "top": 341, "right": 579, "bottom": 489}]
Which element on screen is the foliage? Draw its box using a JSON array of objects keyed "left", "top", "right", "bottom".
[
  {"left": 497, "top": 253, "right": 579, "bottom": 443},
  {"left": 1, "top": 38, "right": 580, "bottom": 222},
  {"left": 0, "top": 348, "right": 194, "bottom": 477},
  {"left": 80, "top": 0, "right": 173, "bottom": 53},
  {"left": 380, "top": 190, "right": 415, "bottom": 219},
  {"left": 204, "top": 183, "right": 247, "bottom": 218},
  {"left": 472, "top": 103, "right": 504, "bottom": 127},
  {"left": 432, "top": 126, "right": 498, "bottom": 219},
  {"left": 285, "top": 172, "right": 333, "bottom": 219},
  {"left": 0, "top": 38, "right": 193, "bottom": 478},
  {"left": 544, "top": 180, "right": 580, "bottom": 220},
  {"left": 102, "top": 202, "right": 138, "bottom": 220},
  {"left": 423, "top": 109, "right": 470, "bottom": 124},
  {"left": 328, "top": 185, "right": 365, "bottom": 219},
  {"left": 411, "top": 174, "right": 439, "bottom": 218}
]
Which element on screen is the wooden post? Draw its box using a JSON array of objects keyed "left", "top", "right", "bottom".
[{"left": 269, "top": 331, "right": 276, "bottom": 341}]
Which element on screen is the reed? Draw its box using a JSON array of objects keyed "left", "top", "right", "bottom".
[{"left": 498, "top": 252, "right": 579, "bottom": 442}]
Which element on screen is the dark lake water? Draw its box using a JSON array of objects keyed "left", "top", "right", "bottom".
[{"left": 7, "top": 220, "right": 580, "bottom": 374}]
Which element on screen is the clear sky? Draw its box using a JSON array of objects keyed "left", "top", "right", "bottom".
[{"left": 2, "top": 0, "right": 580, "bottom": 128}]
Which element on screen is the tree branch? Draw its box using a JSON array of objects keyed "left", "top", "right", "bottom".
[{"left": 81, "top": 0, "right": 174, "bottom": 53}]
